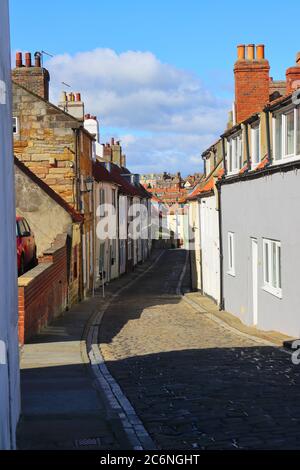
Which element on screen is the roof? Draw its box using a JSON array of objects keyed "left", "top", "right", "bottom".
[
  {"left": 14, "top": 157, "right": 83, "bottom": 223},
  {"left": 185, "top": 165, "right": 224, "bottom": 201},
  {"left": 93, "top": 160, "right": 151, "bottom": 199}
]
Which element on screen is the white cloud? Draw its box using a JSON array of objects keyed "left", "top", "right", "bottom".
[{"left": 47, "top": 48, "right": 230, "bottom": 174}]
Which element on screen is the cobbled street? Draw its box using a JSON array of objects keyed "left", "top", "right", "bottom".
[{"left": 99, "top": 249, "right": 300, "bottom": 450}]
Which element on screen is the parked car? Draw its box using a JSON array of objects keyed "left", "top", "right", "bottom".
[{"left": 16, "top": 216, "right": 37, "bottom": 276}]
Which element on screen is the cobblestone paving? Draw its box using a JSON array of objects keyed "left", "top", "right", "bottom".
[{"left": 99, "top": 249, "right": 300, "bottom": 450}]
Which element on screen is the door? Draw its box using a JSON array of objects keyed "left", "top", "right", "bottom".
[{"left": 251, "top": 238, "right": 258, "bottom": 325}]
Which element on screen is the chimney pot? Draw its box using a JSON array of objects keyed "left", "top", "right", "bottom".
[
  {"left": 75, "top": 92, "right": 81, "bottom": 102},
  {"left": 247, "top": 44, "right": 255, "bottom": 60},
  {"left": 34, "top": 52, "right": 41, "bottom": 67},
  {"left": 256, "top": 44, "right": 265, "bottom": 60},
  {"left": 111, "top": 137, "right": 115, "bottom": 145},
  {"left": 60, "top": 91, "right": 67, "bottom": 102},
  {"left": 16, "top": 52, "right": 23, "bottom": 68},
  {"left": 237, "top": 44, "right": 245, "bottom": 60},
  {"left": 296, "top": 52, "right": 300, "bottom": 64},
  {"left": 25, "top": 52, "right": 32, "bottom": 67}
]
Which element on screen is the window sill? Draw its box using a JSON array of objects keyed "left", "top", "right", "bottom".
[
  {"left": 262, "top": 285, "right": 282, "bottom": 299},
  {"left": 272, "top": 154, "right": 300, "bottom": 165},
  {"left": 227, "top": 270, "right": 236, "bottom": 277}
]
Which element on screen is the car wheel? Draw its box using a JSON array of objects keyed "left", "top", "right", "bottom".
[
  {"left": 19, "top": 255, "right": 25, "bottom": 276},
  {"left": 32, "top": 248, "right": 38, "bottom": 267}
]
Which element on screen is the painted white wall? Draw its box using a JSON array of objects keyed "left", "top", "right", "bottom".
[
  {"left": 119, "top": 195, "right": 128, "bottom": 275},
  {"left": 200, "top": 195, "right": 220, "bottom": 304},
  {"left": 222, "top": 173, "right": 300, "bottom": 337},
  {"left": 0, "top": 0, "right": 21, "bottom": 449},
  {"left": 94, "top": 181, "right": 119, "bottom": 284}
]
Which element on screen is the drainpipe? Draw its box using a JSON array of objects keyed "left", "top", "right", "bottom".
[
  {"left": 217, "top": 182, "right": 224, "bottom": 310},
  {"left": 265, "top": 110, "right": 272, "bottom": 165}
]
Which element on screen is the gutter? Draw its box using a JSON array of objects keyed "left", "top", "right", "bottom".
[{"left": 219, "top": 158, "right": 300, "bottom": 185}]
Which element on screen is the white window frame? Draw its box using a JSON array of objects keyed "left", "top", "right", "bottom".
[
  {"left": 227, "top": 232, "right": 235, "bottom": 276},
  {"left": 13, "top": 116, "right": 19, "bottom": 134},
  {"left": 206, "top": 157, "right": 211, "bottom": 176},
  {"left": 99, "top": 188, "right": 105, "bottom": 217},
  {"left": 263, "top": 238, "right": 282, "bottom": 298},
  {"left": 272, "top": 106, "right": 300, "bottom": 164},
  {"left": 227, "top": 133, "right": 243, "bottom": 175},
  {"left": 250, "top": 122, "right": 260, "bottom": 169}
]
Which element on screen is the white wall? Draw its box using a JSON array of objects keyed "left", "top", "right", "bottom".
[
  {"left": 222, "top": 172, "right": 300, "bottom": 337},
  {"left": 0, "top": 0, "right": 21, "bottom": 449},
  {"left": 94, "top": 181, "right": 119, "bottom": 284}
]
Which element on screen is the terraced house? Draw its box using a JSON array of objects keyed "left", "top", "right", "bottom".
[
  {"left": 219, "top": 45, "right": 300, "bottom": 337},
  {"left": 192, "top": 43, "right": 300, "bottom": 338},
  {"left": 12, "top": 52, "right": 95, "bottom": 302}
]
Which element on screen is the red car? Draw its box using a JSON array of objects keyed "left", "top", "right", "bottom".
[{"left": 16, "top": 216, "right": 37, "bottom": 275}]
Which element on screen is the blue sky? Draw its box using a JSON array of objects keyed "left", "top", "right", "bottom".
[{"left": 9, "top": 0, "right": 300, "bottom": 175}]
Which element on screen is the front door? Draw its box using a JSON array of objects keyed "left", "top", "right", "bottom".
[{"left": 251, "top": 238, "right": 258, "bottom": 325}]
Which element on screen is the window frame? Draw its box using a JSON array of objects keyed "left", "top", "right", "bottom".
[
  {"left": 263, "top": 238, "right": 282, "bottom": 298},
  {"left": 250, "top": 122, "right": 261, "bottom": 169},
  {"left": 227, "top": 132, "right": 243, "bottom": 175},
  {"left": 99, "top": 188, "right": 105, "bottom": 218},
  {"left": 13, "top": 116, "right": 19, "bottom": 135},
  {"left": 227, "top": 231, "right": 235, "bottom": 276},
  {"left": 272, "top": 106, "right": 300, "bottom": 164}
]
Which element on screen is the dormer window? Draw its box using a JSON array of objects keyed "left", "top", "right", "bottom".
[{"left": 227, "top": 133, "right": 242, "bottom": 174}]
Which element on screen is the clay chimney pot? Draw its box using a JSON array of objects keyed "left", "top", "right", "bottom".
[
  {"left": 247, "top": 44, "right": 255, "bottom": 60},
  {"left": 16, "top": 52, "right": 23, "bottom": 68},
  {"left": 237, "top": 44, "right": 245, "bottom": 60},
  {"left": 256, "top": 44, "right": 265, "bottom": 60},
  {"left": 25, "top": 52, "right": 32, "bottom": 67}
]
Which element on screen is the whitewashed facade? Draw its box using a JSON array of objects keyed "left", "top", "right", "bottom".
[{"left": 0, "top": 0, "right": 21, "bottom": 449}]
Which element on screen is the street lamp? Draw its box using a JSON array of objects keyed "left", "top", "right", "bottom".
[{"left": 81, "top": 176, "right": 94, "bottom": 193}]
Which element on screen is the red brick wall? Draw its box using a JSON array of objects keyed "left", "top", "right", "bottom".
[
  {"left": 18, "top": 243, "right": 68, "bottom": 344},
  {"left": 234, "top": 60, "right": 270, "bottom": 123}
]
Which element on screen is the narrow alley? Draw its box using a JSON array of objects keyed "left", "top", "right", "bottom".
[
  {"left": 17, "top": 249, "right": 300, "bottom": 451},
  {"left": 99, "top": 249, "right": 300, "bottom": 450}
]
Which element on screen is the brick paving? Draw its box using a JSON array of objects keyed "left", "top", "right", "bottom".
[{"left": 99, "top": 249, "right": 300, "bottom": 450}]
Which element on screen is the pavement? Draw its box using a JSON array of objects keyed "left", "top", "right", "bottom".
[
  {"left": 17, "top": 250, "right": 163, "bottom": 450},
  {"left": 17, "top": 248, "right": 300, "bottom": 450}
]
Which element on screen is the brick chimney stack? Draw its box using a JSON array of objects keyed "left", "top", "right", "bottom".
[
  {"left": 12, "top": 51, "right": 50, "bottom": 100},
  {"left": 286, "top": 52, "right": 300, "bottom": 94},
  {"left": 234, "top": 44, "right": 270, "bottom": 123}
]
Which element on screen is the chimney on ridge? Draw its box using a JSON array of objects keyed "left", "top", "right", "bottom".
[
  {"left": 286, "top": 52, "right": 300, "bottom": 94},
  {"left": 12, "top": 51, "right": 50, "bottom": 100},
  {"left": 58, "top": 91, "right": 85, "bottom": 121},
  {"left": 234, "top": 44, "right": 270, "bottom": 123}
]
